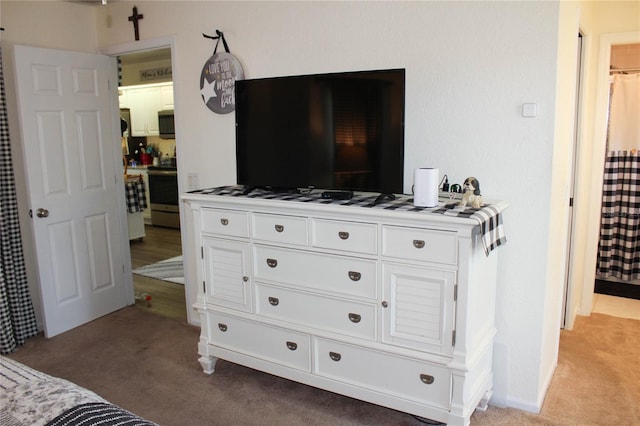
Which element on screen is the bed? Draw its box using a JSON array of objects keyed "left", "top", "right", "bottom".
[{"left": 0, "top": 356, "right": 156, "bottom": 426}]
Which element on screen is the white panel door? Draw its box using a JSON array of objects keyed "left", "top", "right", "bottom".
[{"left": 14, "top": 45, "right": 129, "bottom": 337}]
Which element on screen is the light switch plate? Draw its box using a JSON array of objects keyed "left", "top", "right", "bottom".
[
  {"left": 187, "top": 173, "right": 199, "bottom": 191},
  {"left": 522, "top": 103, "right": 537, "bottom": 118}
]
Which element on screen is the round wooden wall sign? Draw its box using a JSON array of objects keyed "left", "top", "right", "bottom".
[{"left": 200, "top": 52, "right": 244, "bottom": 114}]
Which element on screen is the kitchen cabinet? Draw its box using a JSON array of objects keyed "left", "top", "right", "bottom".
[
  {"left": 127, "top": 211, "right": 145, "bottom": 240},
  {"left": 184, "top": 187, "right": 508, "bottom": 426},
  {"left": 118, "top": 89, "right": 129, "bottom": 108},
  {"left": 160, "top": 84, "right": 174, "bottom": 110},
  {"left": 119, "top": 83, "right": 173, "bottom": 137}
]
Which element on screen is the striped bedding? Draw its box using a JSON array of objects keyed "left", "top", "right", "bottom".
[{"left": 0, "top": 356, "right": 156, "bottom": 426}]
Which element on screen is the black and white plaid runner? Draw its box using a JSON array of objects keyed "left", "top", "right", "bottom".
[
  {"left": 597, "top": 151, "right": 640, "bottom": 280},
  {"left": 124, "top": 179, "right": 147, "bottom": 214},
  {"left": 191, "top": 186, "right": 507, "bottom": 256}
]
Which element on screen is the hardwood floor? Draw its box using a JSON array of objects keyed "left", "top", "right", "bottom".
[
  {"left": 130, "top": 225, "right": 186, "bottom": 321},
  {"left": 130, "top": 225, "right": 182, "bottom": 269}
]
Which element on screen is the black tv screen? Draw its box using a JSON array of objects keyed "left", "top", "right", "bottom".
[{"left": 235, "top": 68, "right": 405, "bottom": 194}]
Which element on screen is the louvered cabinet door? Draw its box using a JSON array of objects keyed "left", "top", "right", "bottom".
[
  {"left": 202, "top": 237, "right": 253, "bottom": 313},
  {"left": 381, "top": 263, "right": 456, "bottom": 356}
]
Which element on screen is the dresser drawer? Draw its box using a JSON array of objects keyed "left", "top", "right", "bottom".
[
  {"left": 255, "top": 284, "right": 376, "bottom": 341},
  {"left": 251, "top": 213, "right": 308, "bottom": 246},
  {"left": 207, "top": 311, "right": 311, "bottom": 372},
  {"left": 311, "top": 219, "right": 377, "bottom": 255},
  {"left": 254, "top": 246, "right": 377, "bottom": 299},
  {"left": 201, "top": 208, "right": 249, "bottom": 238},
  {"left": 382, "top": 226, "right": 457, "bottom": 265},
  {"left": 315, "top": 338, "right": 451, "bottom": 410}
]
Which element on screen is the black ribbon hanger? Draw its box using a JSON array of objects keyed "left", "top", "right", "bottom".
[{"left": 202, "top": 30, "right": 230, "bottom": 54}]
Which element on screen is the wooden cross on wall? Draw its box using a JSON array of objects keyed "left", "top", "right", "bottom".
[{"left": 128, "top": 6, "right": 144, "bottom": 41}]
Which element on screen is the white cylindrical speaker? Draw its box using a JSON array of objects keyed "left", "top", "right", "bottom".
[{"left": 413, "top": 168, "right": 439, "bottom": 207}]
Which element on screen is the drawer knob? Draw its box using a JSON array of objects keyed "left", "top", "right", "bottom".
[
  {"left": 275, "top": 224, "right": 284, "bottom": 232},
  {"left": 329, "top": 352, "right": 342, "bottom": 362},
  {"left": 286, "top": 341, "right": 298, "bottom": 351},
  {"left": 420, "top": 374, "right": 435, "bottom": 385},
  {"left": 381, "top": 301, "right": 389, "bottom": 308},
  {"left": 218, "top": 323, "right": 228, "bottom": 332},
  {"left": 413, "top": 239, "right": 425, "bottom": 249},
  {"left": 348, "top": 313, "right": 361, "bottom": 323},
  {"left": 266, "top": 258, "right": 278, "bottom": 268},
  {"left": 220, "top": 218, "right": 229, "bottom": 226},
  {"left": 268, "top": 297, "right": 280, "bottom": 306},
  {"left": 242, "top": 276, "right": 249, "bottom": 282},
  {"left": 348, "top": 271, "right": 361, "bottom": 281},
  {"left": 338, "top": 231, "right": 350, "bottom": 240}
]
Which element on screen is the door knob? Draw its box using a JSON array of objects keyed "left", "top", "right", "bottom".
[{"left": 36, "top": 208, "right": 49, "bottom": 218}]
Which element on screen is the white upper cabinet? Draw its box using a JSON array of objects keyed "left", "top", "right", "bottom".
[
  {"left": 119, "top": 82, "right": 173, "bottom": 137},
  {"left": 160, "top": 84, "right": 174, "bottom": 110}
]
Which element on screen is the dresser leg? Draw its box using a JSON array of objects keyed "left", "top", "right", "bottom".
[
  {"left": 477, "top": 388, "right": 493, "bottom": 411},
  {"left": 198, "top": 355, "right": 218, "bottom": 374}
]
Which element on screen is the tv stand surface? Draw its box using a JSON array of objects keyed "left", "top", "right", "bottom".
[
  {"left": 241, "top": 187, "right": 396, "bottom": 203},
  {"left": 241, "top": 186, "right": 302, "bottom": 196},
  {"left": 374, "top": 193, "right": 396, "bottom": 205}
]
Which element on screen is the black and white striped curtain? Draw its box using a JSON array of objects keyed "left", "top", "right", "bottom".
[
  {"left": 0, "top": 47, "right": 39, "bottom": 354},
  {"left": 596, "top": 74, "right": 640, "bottom": 281}
]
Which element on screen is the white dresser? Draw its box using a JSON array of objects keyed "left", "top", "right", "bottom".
[{"left": 183, "top": 187, "right": 507, "bottom": 426}]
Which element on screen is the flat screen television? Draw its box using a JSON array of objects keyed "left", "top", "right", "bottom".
[{"left": 235, "top": 68, "right": 405, "bottom": 196}]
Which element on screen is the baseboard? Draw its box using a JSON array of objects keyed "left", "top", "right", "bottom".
[
  {"left": 498, "top": 360, "right": 555, "bottom": 414},
  {"left": 503, "top": 396, "right": 542, "bottom": 414},
  {"left": 595, "top": 279, "right": 640, "bottom": 300},
  {"left": 538, "top": 360, "right": 558, "bottom": 411}
]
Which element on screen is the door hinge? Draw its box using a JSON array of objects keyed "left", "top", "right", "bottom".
[
  {"left": 452, "top": 330, "right": 456, "bottom": 347},
  {"left": 202, "top": 281, "right": 206, "bottom": 294},
  {"left": 453, "top": 284, "right": 458, "bottom": 302},
  {"left": 569, "top": 197, "right": 574, "bottom": 207},
  {"left": 201, "top": 246, "right": 204, "bottom": 259}
]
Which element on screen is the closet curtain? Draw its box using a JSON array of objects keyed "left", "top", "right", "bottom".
[
  {"left": 597, "top": 73, "right": 640, "bottom": 281},
  {"left": 0, "top": 47, "right": 39, "bottom": 354}
]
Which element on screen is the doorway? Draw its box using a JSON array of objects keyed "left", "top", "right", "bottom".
[
  {"left": 105, "top": 38, "right": 186, "bottom": 319},
  {"left": 592, "top": 42, "right": 640, "bottom": 305},
  {"left": 571, "top": 32, "right": 640, "bottom": 322}
]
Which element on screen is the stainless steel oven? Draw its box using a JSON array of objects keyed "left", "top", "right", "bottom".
[{"left": 147, "top": 167, "right": 180, "bottom": 229}]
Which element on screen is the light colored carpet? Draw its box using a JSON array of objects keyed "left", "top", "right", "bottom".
[
  {"left": 7, "top": 309, "right": 640, "bottom": 425},
  {"left": 133, "top": 256, "right": 184, "bottom": 285}
]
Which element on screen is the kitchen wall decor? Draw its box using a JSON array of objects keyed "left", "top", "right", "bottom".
[{"left": 200, "top": 30, "right": 244, "bottom": 114}]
